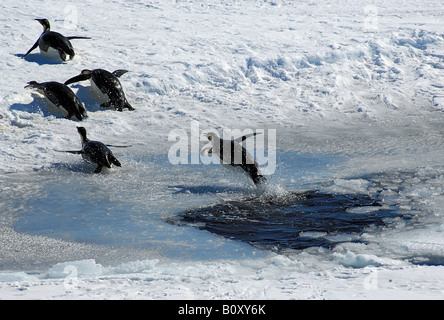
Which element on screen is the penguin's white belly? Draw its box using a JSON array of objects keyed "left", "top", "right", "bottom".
[
  {"left": 221, "top": 161, "right": 243, "bottom": 171},
  {"left": 215, "top": 154, "right": 250, "bottom": 175},
  {"left": 90, "top": 79, "right": 109, "bottom": 103},
  {"left": 40, "top": 47, "right": 63, "bottom": 61}
]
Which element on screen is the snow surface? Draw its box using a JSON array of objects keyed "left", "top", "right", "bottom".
[{"left": 1, "top": 0, "right": 444, "bottom": 299}]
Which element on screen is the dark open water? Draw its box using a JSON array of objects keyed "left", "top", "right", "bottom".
[{"left": 170, "top": 190, "right": 405, "bottom": 251}]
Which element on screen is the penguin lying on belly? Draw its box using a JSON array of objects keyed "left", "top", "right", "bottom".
[
  {"left": 22, "top": 19, "right": 90, "bottom": 62},
  {"left": 57, "top": 127, "right": 131, "bottom": 173},
  {"left": 25, "top": 81, "right": 87, "bottom": 121},
  {"left": 65, "top": 69, "right": 135, "bottom": 111}
]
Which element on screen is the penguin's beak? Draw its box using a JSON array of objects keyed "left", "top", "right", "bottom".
[
  {"left": 24, "top": 81, "right": 37, "bottom": 89},
  {"left": 35, "top": 19, "right": 48, "bottom": 28}
]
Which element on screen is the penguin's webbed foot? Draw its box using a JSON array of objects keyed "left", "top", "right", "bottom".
[
  {"left": 253, "top": 175, "right": 267, "bottom": 186},
  {"left": 94, "top": 165, "right": 103, "bottom": 173},
  {"left": 58, "top": 50, "right": 67, "bottom": 61},
  {"left": 125, "top": 103, "right": 135, "bottom": 111},
  {"left": 109, "top": 155, "right": 121, "bottom": 167},
  {"left": 100, "top": 102, "right": 109, "bottom": 109}
]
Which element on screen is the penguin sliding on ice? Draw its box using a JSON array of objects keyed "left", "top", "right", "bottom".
[
  {"left": 25, "top": 81, "right": 87, "bottom": 121},
  {"left": 65, "top": 69, "right": 135, "bottom": 111},
  {"left": 58, "top": 127, "right": 131, "bottom": 173},
  {"left": 201, "top": 131, "right": 267, "bottom": 186},
  {"left": 22, "top": 19, "right": 90, "bottom": 61}
]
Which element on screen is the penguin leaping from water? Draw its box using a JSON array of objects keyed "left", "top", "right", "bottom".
[
  {"left": 22, "top": 19, "right": 90, "bottom": 61},
  {"left": 65, "top": 69, "right": 135, "bottom": 111},
  {"left": 201, "top": 131, "right": 267, "bottom": 186}
]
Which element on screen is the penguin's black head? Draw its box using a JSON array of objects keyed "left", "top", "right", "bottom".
[
  {"left": 204, "top": 132, "right": 219, "bottom": 142},
  {"left": 35, "top": 19, "right": 51, "bottom": 31},
  {"left": 77, "top": 127, "right": 88, "bottom": 140},
  {"left": 24, "top": 81, "right": 39, "bottom": 89}
]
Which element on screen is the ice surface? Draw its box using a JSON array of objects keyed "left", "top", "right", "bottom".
[{"left": 1, "top": 0, "right": 444, "bottom": 299}]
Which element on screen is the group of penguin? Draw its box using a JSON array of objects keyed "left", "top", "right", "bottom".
[
  {"left": 24, "top": 19, "right": 134, "bottom": 117},
  {"left": 22, "top": 19, "right": 267, "bottom": 185},
  {"left": 22, "top": 19, "right": 134, "bottom": 174}
]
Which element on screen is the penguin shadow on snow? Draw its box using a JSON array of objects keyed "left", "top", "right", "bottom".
[
  {"left": 50, "top": 161, "right": 125, "bottom": 174},
  {"left": 68, "top": 83, "right": 105, "bottom": 113},
  {"left": 9, "top": 96, "right": 42, "bottom": 114},
  {"left": 9, "top": 94, "right": 75, "bottom": 119},
  {"left": 49, "top": 161, "right": 98, "bottom": 174},
  {"left": 10, "top": 87, "right": 102, "bottom": 119},
  {"left": 15, "top": 53, "right": 65, "bottom": 65}
]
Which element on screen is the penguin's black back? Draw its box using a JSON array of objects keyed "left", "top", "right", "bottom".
[
  {"left": 91, "top": 69, "right": 133, "bottom": 111},
  {"left": 83, "top": 141, "right": 113, "bottom": 167},
  {"left": 92, "top": 69, "right": 124, "bottom": 98},
  {"left": 39, "top": 31, "right": 75, "bottom": 58}
]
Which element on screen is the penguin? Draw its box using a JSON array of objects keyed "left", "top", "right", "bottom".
[
  {"left": 60, "top": 127, "right": 123, "bottom": 173},
  {"left": 22, "top": 19, "right": 90, "bottom": 61},
  {"left": 64, "top": 69, "right": 134, "bottom": 111},
  {"left": 201, "top": 131, "right": 267, "bottom": 186},
  {"left": 25, "top": 81, "right": 87, "bottom": 121}
]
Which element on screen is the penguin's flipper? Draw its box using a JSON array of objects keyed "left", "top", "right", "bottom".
[
  {"left": 54, "top": 150, "right": 84, "bottom": 154},
  {"left": 105, "top": 144, "right": 132, "bottom": 148},
  {"left": 64, "top": 74, "right": 90, "bottom": 85},
  {"left": 66, "top": 36, "right": 91, "bottom": 40},
  {"left": 22, "top": 39, "right": 40, "bottom": 59},
  {"left": 42, "top": 88, "right": 63, "bottom": 107},
  {"left": 112, "top": 70, "right": 129, "bottom": 78},
  {"left": 234, "top": 132, "right": 262, "bottom": 143}
]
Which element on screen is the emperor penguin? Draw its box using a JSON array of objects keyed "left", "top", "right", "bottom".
[
  {"left": 61, "top": 127, "right": 123, "bottom": 173},
  {"left": 65, "top": 69, "right": 134, "bottom": 111},
  {"left": 201, "top": 131, "right": 267, "bottom": 186},
  {"left": 22, "top": 19, "right": 90, "bottom": 61},
  {"left": 25, "top": 81, "right": 87, "bottom": 121}
]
